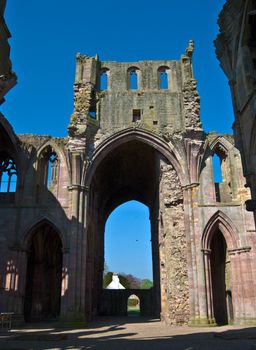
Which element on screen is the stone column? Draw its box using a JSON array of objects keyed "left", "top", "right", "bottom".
[
  {"left": 159, "top": 161, "right": 189, "bottom": 325},
  {"left": 62, "top": 184, "right": 88, "bottom": 321},
  {"left": 202, "top": 248, "right": 215, "bottom": 324}
]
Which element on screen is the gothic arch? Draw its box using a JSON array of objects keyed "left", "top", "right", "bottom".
[
  {"left": 23, "top": 218, "right": 63, "bottom": 321},
  {"left": 84, "top": 128, "right": 187, "bottom": 187},
  {"left": 210, "top": 137, "right": 232, "bottom": 153},
  {"left": 36, "top": 141, "right": 69, "bottom": 188},
  {"left": 202, "top": 210, "right": 238, "bottom": 251},
  {"left": 37, "top": 140, "right": 67, "bottom": 167},
  {"left": 22, "top": 217, "right": 68, "bottom": 251},
  {"left": 197, "top": 136, "right": 234, "bottom": 179}
]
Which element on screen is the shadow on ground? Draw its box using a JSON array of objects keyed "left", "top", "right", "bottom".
[{"left": 1, "top": 316, "right": 256, "bottom": 350}]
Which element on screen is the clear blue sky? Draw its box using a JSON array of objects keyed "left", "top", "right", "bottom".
[
  {"left": 105, "top": 201, "right": 152, "bottom": 280},
  {"left": 2, "top": 1, "right": 232, "bottom": 280}
]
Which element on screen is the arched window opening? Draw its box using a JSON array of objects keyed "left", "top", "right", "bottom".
[
  {"left": 159, "top": 70, "right": 168, "bottom": 89},
  {"left": 212, "top": 154, "right": 222, "bottom": 202},
  {"left": 47, "top": 151, "right": 58, "bottom": 189},
  {"left": 89, "top": 90, "right": 97, "bottom": 119},
  {"left": 212, "top": 147, "right": 232, "bottom": 202},
  {"left": 39, "top": 147, "right": 59, "bottom": 190},
  {"left": 129, "top": 69, "right": 138, "bottom": 90},
  {"left": 158, "top": 67, "right": 170, "bottom": 90},
  {"left": 103, "top": 201, "right": 153, "bottom": 289},
  {"left": 127, "top": 294, "right": 140, "bottom": 317},
  {"left": 0, "top": 153, "right": 17, "bottom": 192},
  {"left": 5, "top": 260, "right": 19, "bottom": 291},
  {"left": 100, "top": 69, "right": 109, "bottom": 90},
  {"left": 210, "top": 230, "right": 232, "bottom": 325}
]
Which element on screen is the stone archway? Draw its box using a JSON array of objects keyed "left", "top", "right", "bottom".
[
  {"left": 202, "top": 211, "right": 237, "bottom": 325},
  {"left": 24, "top": 222, "right": 63, "bottom": 322},
  {"left": 85, "top": 137, "right": 189, "bottom": 324},
  {"left": 210, "top": 229, "right": 230, "bottom": 325}
]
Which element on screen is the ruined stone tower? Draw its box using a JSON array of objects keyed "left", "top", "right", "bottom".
[{"left": 0, "top": 42, "right": 256, "bottom": 325}]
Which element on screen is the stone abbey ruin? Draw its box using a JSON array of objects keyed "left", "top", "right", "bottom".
[{"left": 1, "top": 0, "right": 256, "bottom": 326}]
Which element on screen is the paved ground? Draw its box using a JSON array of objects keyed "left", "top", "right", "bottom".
[{"left": 1, "top": 317, "right": 256, "bottom": 350}]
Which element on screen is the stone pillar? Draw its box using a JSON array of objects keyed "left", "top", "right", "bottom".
[
  {"left": 60, "top": 140, "right": 89, "bottom": 321},
  {"left": 61, "top": 184, "right": 88, "bottom": 321},
  {"left": 159, "top": 160, "right": 189, "bottom": 325},
  {"left": 183, "top": 185, "right": 210, "bottom": 325},
  {"left": 202, "top": 249, "right": 215, "bottom": 324}
]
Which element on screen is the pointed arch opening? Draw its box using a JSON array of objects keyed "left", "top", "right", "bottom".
[
  {"left": 103, "top": 200, "right": 153, "bottom": 289},
  {"left": 38, "top": 145, "right": 59, "bottom": 191},
  {"left": 158, "top": 66, "right": 170, "bottom": 90},
  {"left": 202, "top": 211, "right": 236, "bottom": 325},
  {"left": 127, "top": 294, "right": 140, "bottom": 317},
  {"left": 86, "top": 134, "right": 187, "bottom": 323},
  {"left": 87, "top": 139, "right": 164, "bottom": 319},
  {"left": 128, "top": 67, "right": 140, "bottom": 90},
  {"left": 211, "top": 144, "right": 232, "bottom": 202},
  {"left": 210, "top": 229, "right": 230, "bottom": 325},
  {"left": 100, "top": 68, "right": 109, "bottom": 90},
  {"left": 24, "top": 221, "right": 63, "bottom": 322}
]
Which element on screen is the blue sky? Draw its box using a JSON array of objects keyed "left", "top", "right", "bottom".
[
  {"left": 105, "top": 201, "right": 152, "bottom": 280},
  {"left": 2, "top": 1, "right": 231, "bottom": 280}
]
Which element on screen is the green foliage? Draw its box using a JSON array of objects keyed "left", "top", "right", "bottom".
[
  {"left": 119, "top": 275, "right": 131, "bottom": 288},
  {"left": 140, "top": 279, "right": 153, "bottom": 289},
  {"left": 102, "top": 272, "right": 112, "bottom": 288},
  {"left": 128, "top": 298, "right": 139, "bottom": 307}
]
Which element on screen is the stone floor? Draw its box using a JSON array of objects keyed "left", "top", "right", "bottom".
[{"left": 1, "top": 317, "right": 256, "bottom": 350}]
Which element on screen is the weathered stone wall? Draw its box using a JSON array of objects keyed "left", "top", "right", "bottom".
[
  {"left": 159, "top": 161, "right": 189, "bottom": 325},
  {"left": 0, "top": 40, "right": 256, "bottom": 326}
]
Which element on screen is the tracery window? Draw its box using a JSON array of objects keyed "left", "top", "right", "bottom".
[{"left": 0, "top": 153, "right": 17, "bottom": 192}]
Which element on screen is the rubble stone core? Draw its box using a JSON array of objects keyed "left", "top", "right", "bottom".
[{"left": 0, "top": 42, "right": 256, "bottom": 326}]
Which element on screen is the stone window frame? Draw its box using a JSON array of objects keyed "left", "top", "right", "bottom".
[
  {"left": 100, "top": 68, "right": 110, "bottom": 91},
  {"left": 37, "top": 145, "right": 60, "bottom": 190},
  {"left": 157, "top": 66, "right": 171, "bottom": 90},
  {"left": 127, "top": 66, "right": 141, "bottom": 90},
  {"left": 211, "top": 142, "right": 233, "bottom": 203}
]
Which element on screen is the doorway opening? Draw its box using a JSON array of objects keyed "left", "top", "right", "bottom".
[
  {"left": 24, "top": 222, "right": 62, "bottom": 322},
  {"left": 87, "top": 140, "right": 162, "bottom": 319},
  {"left": 210, "top": 229, "right": 232, "bottom": 325},
  {"left": 127, "top": 294, "right": 140, "bottom": 317},
  {"left": 103, "top": 200, "right": 153, "bottom": 289}
]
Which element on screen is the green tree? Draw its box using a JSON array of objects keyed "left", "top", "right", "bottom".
[
  {"left": 103, "top": 272, "right": 112, "bottom": 288},
  {"left": 140, "top": 279, "right": 153, "bottom": 289}
]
